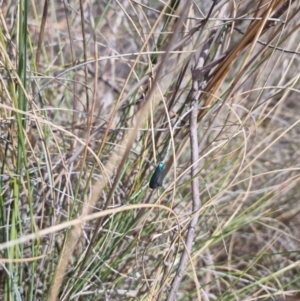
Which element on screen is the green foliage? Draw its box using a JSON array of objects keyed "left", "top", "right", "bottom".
[{"left": 0, "top": 1, "right": 299, "bottom": 301}]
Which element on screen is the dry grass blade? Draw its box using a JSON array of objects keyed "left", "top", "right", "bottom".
[{"left": 0, "top": 0, "right": 300, "bottom": 300}]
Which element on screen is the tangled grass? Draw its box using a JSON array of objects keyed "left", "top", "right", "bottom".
[{"left": 0, "top": 0, "right": 300, "bottom": 300}]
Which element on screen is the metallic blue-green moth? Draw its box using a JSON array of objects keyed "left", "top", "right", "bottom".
[{"left": 149, "top": 161, "right": 165, "bottom": 189}]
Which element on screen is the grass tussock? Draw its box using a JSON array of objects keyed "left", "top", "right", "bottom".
[{"left": 0, "top": 0, "right": 299, "bottom": 300}]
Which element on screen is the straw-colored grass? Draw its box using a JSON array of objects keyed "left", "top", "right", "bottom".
[{"left": 0, "top": 0, "right": 299, "bottom": 300}]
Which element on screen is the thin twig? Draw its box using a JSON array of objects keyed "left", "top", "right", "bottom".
[{"left": 165, "top": 0, "right": 221, "bottom": 298}]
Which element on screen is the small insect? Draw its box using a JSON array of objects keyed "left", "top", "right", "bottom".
[{"left": 149, "top": 161, "right": 165, "bottom": 189}]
